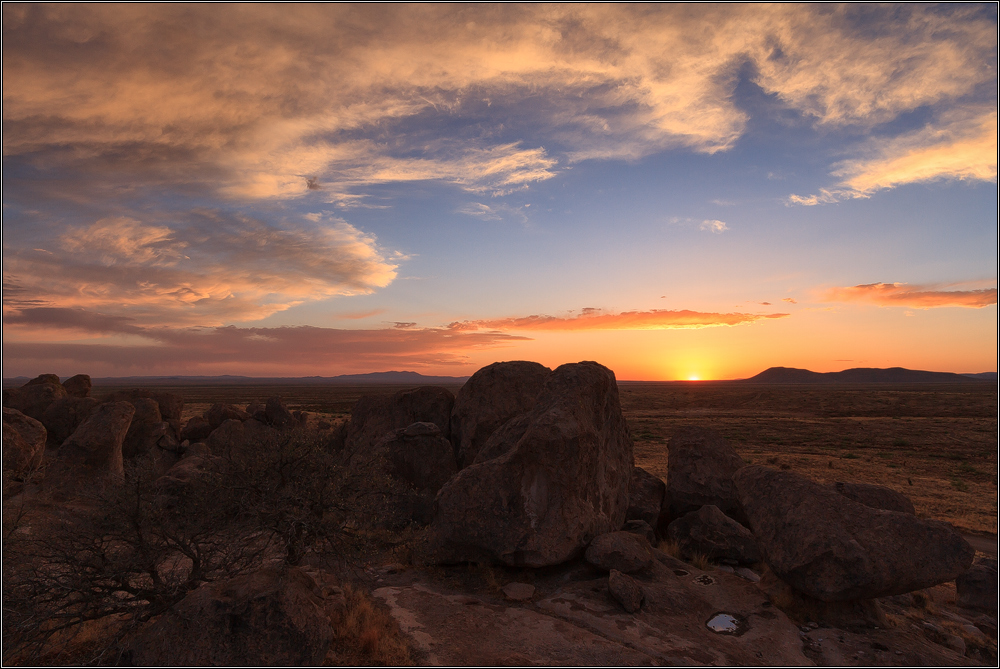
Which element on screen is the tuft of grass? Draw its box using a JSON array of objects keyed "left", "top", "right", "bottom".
[
  {"left": 689, "top": 553, "right": 713, "bottom": 571},
  {"left": 328, "top": 584, "right": 413, "bottom": 666},
  {"left": 657, "top": 539, "right": 682, "bottom": 559}
]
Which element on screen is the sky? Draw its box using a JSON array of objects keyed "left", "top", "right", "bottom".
[{"left": 2, "top": 4, "right": 997, "bottom": 380}]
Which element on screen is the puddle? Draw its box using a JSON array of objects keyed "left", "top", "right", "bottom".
[
  {"left": 694, "top": 575, "right": 715, "bottom": 586},
  {"left": 706, "top": 612, "right": 747, "bottom": 635}
]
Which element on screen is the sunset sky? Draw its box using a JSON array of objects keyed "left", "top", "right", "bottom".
[{"left": 3, "top": 4, "right": 997, "bottom": 380}]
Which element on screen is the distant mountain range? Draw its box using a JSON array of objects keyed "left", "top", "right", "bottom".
[
  {"left": 3, "top": 371, "right": 470, "bottom": 387},
  {"left": 744, "top": 367, "right": 997, "bottom": 384}
]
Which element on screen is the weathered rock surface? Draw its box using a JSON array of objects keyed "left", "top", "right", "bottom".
[
  {"left": 3, "top": 408, "right": 46, "bottom": 481},
  {"left": 154, "top": 455, "right": 221, "bottom": 505},
  {"left": 131, "top": 566, "right": 332, "bottom": 666},
  {"left": 585, "top": 531, "right": 654, "bottom": 574},
  {"left": 956, "top": 557, "right": 998, "bottom": 611},
  {"left": 100, "top": 389, "right": 183, "bottom": 423},
  {"left": 417, "top": 362, "right": 633, "bottom": 567},
  {"left": 609, "top": 569, "right": 644, "bottom": 612},
  {"left": 666, "top": 427, "right": 745, "bottom": 522},
  {"left": 502, "top": 582, "right": 535, "bottom": 601},
  {"left": 205, "top": 402, "right": 250, "bottom": 429},
  {"left": 449, "top": 361, "right": 551, "bottom": 468},
  {"left": 122, "top": 398, "right": 163, "bottom": 459},
  {"left": 3, "top": 381, "right": 67, "bottom": 421},
  {"left": 833, "top": 481, "right": 916, "bottom": 515},
  {"left": 39, "top": 396, "right": 99, "bottom": 446},
  {"left": 62, "top": 374, "right": 92, "bottom": 398},
  {"left": 372, "top": 422, "right": 457, "bottom": 492},
  {"left": 346, "top": 386, "right": 455, "bottom": 454},
  {"left": 623, "top": 519, "right": 657, "bottom": 545},
  {"left": 60, "top": 401, "right": 135, "bottom": 476},
  {"left": 25, "top": 373, "right": 62, "bottom": 386},
  {"left": 667, "top": 504, "right": 761, "bottom": 565},
  {"left": 734, "top": 465, "right": 975, "bottom": 601},
  {"left": 265, "top": 396, "right": 295, "bottom": 427},
  {"left": 626, "top": 466, "right": 667, "bottom": 530},
  {"left": 180, "top": 415, "right": 214, "bottom": 442}
]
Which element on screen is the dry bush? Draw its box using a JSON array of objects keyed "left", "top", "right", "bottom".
[
  {"left": 689, "top": 553, "right": 714, "bottom": 571},
  {"left": 657, "top": 539, "right": 682, "bottom": 558},
  {"left": 327, "top": 583, "right": 413, "bottom": 666}
]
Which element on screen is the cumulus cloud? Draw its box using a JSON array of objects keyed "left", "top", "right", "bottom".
[
  {"left": 450, "top": 308, "right": 789, "bottom": 331},
  {"left": 699, "top": 219, "right": 729, "bottom": 234},
  {"left": 824, "top": 282, "right": 997, "bottom": 308},
  {"left": 3, "top": 213, "right": 399, "bottom": 325}
]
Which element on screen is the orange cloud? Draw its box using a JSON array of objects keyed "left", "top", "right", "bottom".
[
  {"left": 825, "top": 283, "right": 997, "bottom": 308},
  {"left": 450, "top": 308, "right": 789, "bottom": 332}
]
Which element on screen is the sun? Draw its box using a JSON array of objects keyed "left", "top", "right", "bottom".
[{"left": 688, "top": 374, "right": 700, "bottom": 381}]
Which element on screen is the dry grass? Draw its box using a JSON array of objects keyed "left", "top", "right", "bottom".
[
  {"left": 689, "top": 553, "right": 714, "bottom": 571},
  {"left": 326, "top": 583, "right": 413, "bottom": 666}
]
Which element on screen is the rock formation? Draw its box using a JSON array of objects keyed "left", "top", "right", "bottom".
[
  {"left": 666, "top": 426, "right": 745, "bottom": 523},
  {"left": 666, "top": 504, "right": 761, "bottom": 565}
]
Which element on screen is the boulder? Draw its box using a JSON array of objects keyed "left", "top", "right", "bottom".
[
  {"left": 205, "top": 402, "right": 250, "bottom": 429},
  {"left": 956, "top": 557, "right": 997, "bottom": 611},
  {"left": 608, "top": 569, "right": 644, "bottom": 613},
  {"left": 60, "top": 401, "right": 135, "bottom": 476},
  {"left": 502, "top": 582, "right": 536, "bottom": 602},
  {"left": 122, "top": 398, "right": 162, "bottom": 459},
  {"left": 449, "top": 361, "right": 551, "bottom": 468},
  {"left": 62, "top": 374, "right": 92, "bottom": 398},
  {"left": 100, "top": 389, "right": 183, "bottom": 422},
  {"left": 3, "top": 408, "right": 46, "bottom": 481},
  {"left": 206, "top": 419, "right": 247, "bottom": 457},
  {"left": 265, "top": 396, "right": 295, "bottom": 427},
  {"left": 666, "top": 504, "right": 761, "bottom": 565},
  {"left": 585, "top": 531, "right": 653, "bottom": 574},
  {"left": 24, "top": 373, "right": 62, "bottom": 386},
  {"left": 3, "top": 382, "right": 67, "bottom": 421},
  {"left": 832, "top": 481, "right": 916, "bottom": 514},
  {"left": 734, "top": 465, "right": 975, "bottom": 601},
  {"left": 622, "top": 519, "right": 657, "bottom": 545},
  {"left": 180, "top": 415, "right": 214, "bottom": 442},
  {"left": 346, "top": 386, "right": 455, "bottom": 454},
  {"left": 154, "top": 455, "right": 221, "bottom": 505},
  {"left": 373, "top": 422, "right": 457, "bottom": 493},
  {"left": 130, "top": 566, "right": 333, "bottom": 666},
  {"left": 626, "top": 466, "right": 666, "bottom": 531},
  {"left": 39, "top": 396, "right": 99, "bottom": 446},
  {"left": 417, "top": 362, "right": 633, "bottom": 567},
  {"left": 666, "top": 427, "right": 745, "bottom": 523}
]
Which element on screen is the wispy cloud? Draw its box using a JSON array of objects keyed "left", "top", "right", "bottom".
[
  {"left": 824, "top": 282, "right": 997, "bottom": 308},
  {"left": 699, "top": 219, "right": 729, "bottom": 234},
  {"left": 450, "top": 307, "right": 789, "bottom": 332}
]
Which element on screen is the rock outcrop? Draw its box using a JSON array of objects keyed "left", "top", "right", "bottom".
[
  {"left": 625, "top": 466, "right": 666, "bottom": 531},
  {"left": 3, "top": 408, "right": 46, "bottom": 482},
  {"left": 666, "top": 504, "right": 761, "bottom": 565},
  {"left": 734, "top": 465, "right": 974, "bottom": 601},
  {"left": 608, "top": 569, "right": 644, "bottom": 612},
  {"left": 585, "top": 531, "right": 654, "bottom": 573},
  {"left": 62, "top": 374, "right": 92, "bottom": 398},
  {"left": 205, "top": 402, "right": 250, "bottom": 429},
  {"left": 39, "top": 396, "right": 99, "bottom": 446},
  {"left": 122, "top": 398, "right": 162, "bottom": 459},
  {"left": 130, "top": 566, "right": 333, "bottom": 666},
  {"left": 417, "top": 362, "right": 632, "bottom": 567},
  {"left": 666, "top": 427, "right": 745, "bottom": 523},
  {"left": 59, "top": 401, "right": 135, "bottom": 477},
  {"left": 180, "top": 415, "right": 214, "bottom": 442},
  {"left": 346, "top": 386, "right": 455, "bottom": 454},
  {"left": 833, "top": 481, "right": 916, "bottom": 514},
  {"left": 3, "top": 380, "right": 67, "bottom": 421},
  {"left": 449, "top": 361, "right": 551, "bottom": 468},
  {"left": 956, "top": 557, "right": 997, "bottom": 611}
]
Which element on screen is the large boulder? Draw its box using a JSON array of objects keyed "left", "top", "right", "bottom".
[
  {"left": 205, "top": 402, "right": 250, "bottom": 429},
  {"left": 100, "top": 389, "right": 183, "bottom": 437},
  {"left": 956, "top": 557, "right": 997, "bottom": 611},
  {"left": 346, "top": 386, "right": 455, "bottom": 453},
  {"left": 3, "top": 408, "right": 46, "bottom": 482},
  {"left": 154, "top": 455, "right": 222, "bottom": 507},
  {"left": 180, "top": 415, "right": 214, "bottom": 442},
  {"left": 3, "top": 381, "right": 67, "bottom": 421},
  {"left": 585, "top": 531, "right": 654, "bottom": 573},
  {"left": 449, "top": 361, "right": 551, "bottom": 468},
  {"left": 417, "top": 361, "right": 633, "bottom": 567},
  {"left": 734, "top": 465, "right": 974, "bottom": 601},
  {"left": 832, "top": 481, "right": 916, "bottom": 514},
  {"left": 666, "top": 504, "right": 760, "bottom": 565},
  {"left": 130, "top": 566, "right": 333, "bottom": 666},
  {"left": 24, "top": 373, "right": 62, "bottom": 386},
  {"left": 59, "top": 401, "right": 135, "bottom": 477},
  {"left": 62, "top": 374, "right": 92, "bottom": 398},
  {"left": 608, "top": 569, "right": 644, "bottom": 613},
  {"left": 264, "top": 396, "right": 295, "bottom": 428},
  {"left": 625, "top": 466, "right": 666, "bottom": 531},
  {"left": 666, "top": 427, "right": 745, "bottom": 523},
  {"left": 122, "top": 398, "right": 162, "bottom": 459},
  {"left": 39, "top": 396, "right": 100, "bottom": 446}
]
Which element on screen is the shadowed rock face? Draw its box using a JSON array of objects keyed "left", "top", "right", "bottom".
[
  {"left": 667, "top": 504, "right": 761, "bottom": 565},
  {"left": 3, "top": 382, "right": 67, "bottom": 421},
  {"left": 956, "top": 557, "right": 997, "bottom": 611},
  {"left": 39, "top": 396, "right": 99, "bottom": 446},
  {"left": 100, "top": 389, "right": 183, "bottom": 422},
  {"left": 449, "top": 361, "right": 551, "bottom": 469},
  {"left": 3, "top": 408, "right": 46, "bottom": 481},
  {"left": 205, "top": 402, "right": 250, "bottom": 429},
  {"left": 833, "top": 481, "right": 916, "bottom": 515},
  {"left": 734, "top": 465, "right": 974, "bottom": 602},
  {"left": 60, "top": 401, "right": 135, "bottom": 477},
  {"left": 417, "top": 361, "right": 633, "bottom": 567},
  {"left": 626, "top": 466, "right": 666, "bottom": 531},
  {"left": 585, "top": 531, "right": 654, "bottom": 573},
  {"left": 62, "top": 374, "right": 92, "bottom": 398},
  {"left": 131, "top": 566, "right": 333, "bottom": 667},
  {"left": 346, "top": 386, "right": 455, "bottom": 453},
  {"left": 666, "top": 427, "right": 746, "bottom": 524}
]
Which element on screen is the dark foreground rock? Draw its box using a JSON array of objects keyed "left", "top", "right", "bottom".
[
  {"left": 39, "top": 396, "right": 99, "bottom": 446},
  {"left": 3, "top": 381, "right": 67, "bottom": 421},
  {"left": 59, "top": 401, "right": 135, "bottom": 477},
  {"left": 417, "top": 361, "right": 633, "bottom": 567},
  {"left": 608, "top": 569, "right": 644, "bottom": 612},
  {"left": 131, "top": 566, "right": 333, "bottom": 666},
  {"left": 734, "top": 465, "right": 974, "bottom": 601},
  {"left": 346, "top": 386, "right": 455, "bottom": 454},
  {"left": 956, "top": 557, "right": 998, "bottom": 611},
  {"left": 585, "top": 531, "right": 654, "bottom": 573},
  {"left": 626, "top": 466, "right": 666, "bottom": 531},
  {"left": 666, "top": 427, "right": 745, "bottom": 523},
  {"left": 449, "top": 361, "right": 551, "bottom": 468},
  {"left": 667, "top": 504, "right": 761, "bottom": 565},
  {"left": 833, "top": 481, "right": 916, "bottom": 514},
  {"left": 62, "top": 374, "right": 92, "bottom": 398},
  {"left": 3, "top": 408, "right": 46, "bottom": 482},
  {"left": 205, "top": 402, "right": 250, "bottom": 429}
]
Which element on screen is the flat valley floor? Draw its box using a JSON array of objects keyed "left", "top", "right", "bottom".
[{"left": 90, "top": 380, "right": 999, "bottom": 538}]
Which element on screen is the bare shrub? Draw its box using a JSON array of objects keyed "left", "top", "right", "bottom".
[{"left": 327, "top": 583, "right": 413, "bottom": 666}]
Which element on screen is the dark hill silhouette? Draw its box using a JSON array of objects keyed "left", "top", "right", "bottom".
[
  {"left": 746, "top": 366, "right": 992, "bottom": 384},
  {"left": 3, "top": 372, "right": 469, "bottom": 388}
]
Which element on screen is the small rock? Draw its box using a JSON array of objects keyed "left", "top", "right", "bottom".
[
  {"left": 503, "top": 582, "right": 535, "bottom": 601},
  {"left": 608, "top": 569, "right": 644, "bottom": 613},
  {"left": 956, "top": 557, "right": 997, "bottom": 611},
  {"left": 585, "top": 531, "right": 653, "bottom": 574},
  {"left": 943, "top": 633, "right": 966, "bottom": 655},
  {"left": 734, "top": 567, "right": 760, "bottom": 583}
]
